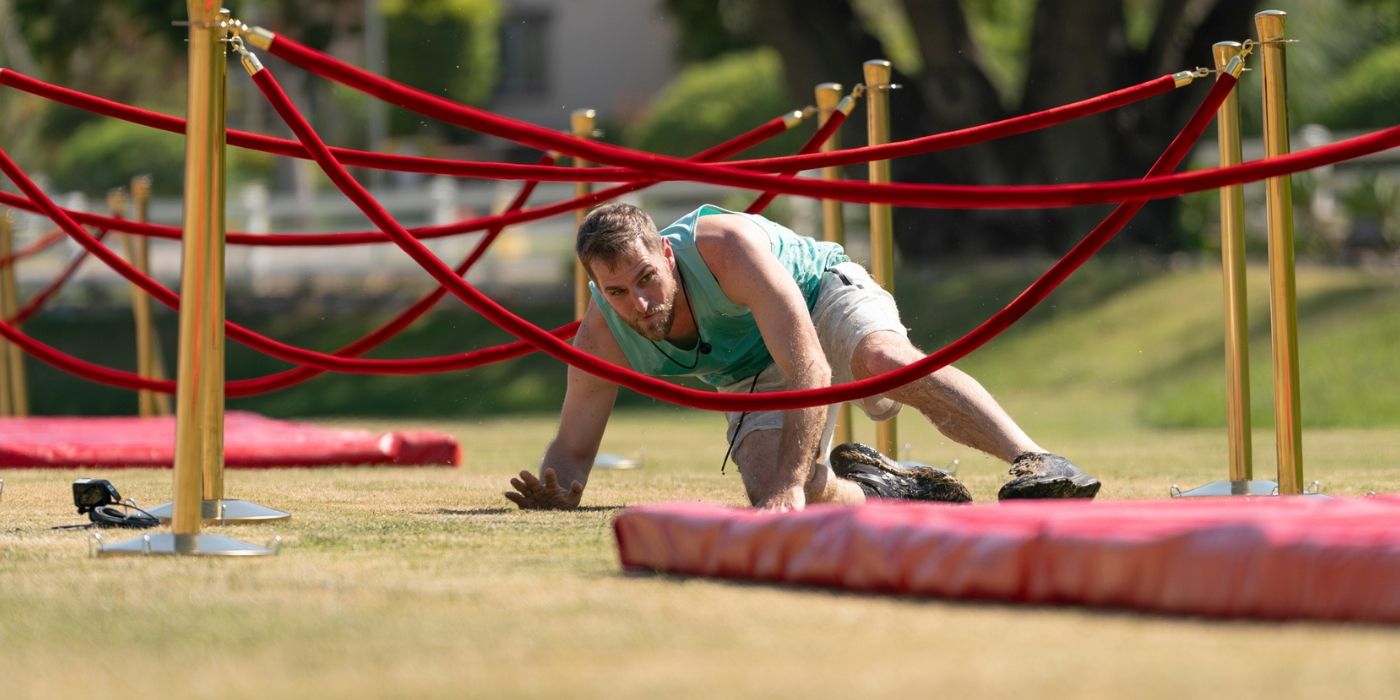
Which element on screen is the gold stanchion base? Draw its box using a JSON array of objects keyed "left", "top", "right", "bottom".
[
  {"left": 146, "top": 498, "right": 291, "bottom": 525},
  {"left": 1170, "top": 480, "right": 1325, "bottom": 498},
  {"left": 95, "top": 532, "right": 274, "bottom": 557}
]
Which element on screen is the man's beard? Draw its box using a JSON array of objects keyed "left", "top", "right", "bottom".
[{"left": 630, "top": 297, "right": 675, "bottom": 341}]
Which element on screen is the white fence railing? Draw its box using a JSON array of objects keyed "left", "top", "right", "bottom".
[
  {"left": 7, "top": 124, "right": 1396, "bottom": 304},
  {"left": 6, "top": 177, "right": 836, "bottom": 303}
]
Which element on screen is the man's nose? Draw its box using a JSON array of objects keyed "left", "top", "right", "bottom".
[{"left": 630, "top": 289, "right": 650, "bottom": 314}]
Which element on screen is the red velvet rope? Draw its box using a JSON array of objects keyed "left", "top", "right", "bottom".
[
  {"left": 0, "top": 308, "right": 579, "bottom": 395},
  {"left": 0, "top": 105, "right": 792, "bottom": 247},
  {"left": 0, "top": 71, "right": 1231, "bottom": 405},
  {"left": 266, "top": 36, "right": 1183, "bottom": 192},
  {"left": 238, "top": 114, "right": 843, "bottom": 394},
  {"left": 0, "top": 120, "right": 824, "bottom": 395},
  {"left": 0, "top": 314, "right": 168, "bottom": 391},
  {"left": 744, "top": 107, "right": 849, "bottom": 214},
  {"left": 0, "top": 100, "right": 817, "bottom": 392},
  {"left": 0, "top": 145, "right": 575, "bottom": 377},
  {"left": 7, "top": 66, "right": 1397, "bottom": 241},
  {"left": 0, "top": 228, "right": 66, "bottom": 268},
  {"left": 0, "top": 68, "right": 596, "bottom": 182},
  {"left": 270, "top": 34, "right": 1352, "bottom": 211},
  {"left": 6, "top": 41, "right": 1398, "bottom": 241},
  {"left": 8, "top": 229, "right": 109, "bottom": 326},
  {"left": 0, "top": 65, "right": 1171, "bottom": 182},
  {"left": 714, "top": 78, "right": 1175, "bottom": 171},
  {"left": 229, "top": 154, "right": 563, "bottom": 395},
  {"left": 250, "top": 57, "right": 1233, "bottom": 411}
]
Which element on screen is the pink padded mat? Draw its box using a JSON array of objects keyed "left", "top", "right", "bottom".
[
  {"left": 0, "top": 411, "right": 459, "bottom": 468},
  {"left": 614, "top": 496, "right": 1400, "bottom": 622}
]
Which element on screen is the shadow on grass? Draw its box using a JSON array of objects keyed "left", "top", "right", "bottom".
[
  {"left": 434, "top": 508, "right": 514, "bottom": 516},
  {"left": 433, "top": 505, "right": 626, "bottom": 516},
  {"left": 618, "top": 570, "right": 1394, "bottom": 628}
]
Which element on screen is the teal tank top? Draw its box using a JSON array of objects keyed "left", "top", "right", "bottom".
[{"left": 590, "top": 204, "right": 850, "bottom": 387}]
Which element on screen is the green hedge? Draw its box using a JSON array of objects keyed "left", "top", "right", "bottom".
[
  {"left": 50, "top": 118, "right": 275, "bottom": 196},
  {"left": 625, "top": 48, "right": 806, "bottom": 159}
]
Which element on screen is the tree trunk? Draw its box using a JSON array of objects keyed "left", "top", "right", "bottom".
[{"left": 749, "top": 0, "right": 1261, "bottom": 259}]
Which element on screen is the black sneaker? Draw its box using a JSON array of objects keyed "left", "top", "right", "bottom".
[
  {"left": 830, "top": 443, "right": 973, "bottom": 503},
  {"left": 997, "top": 452, "right": 1101, "bottom": 500}
]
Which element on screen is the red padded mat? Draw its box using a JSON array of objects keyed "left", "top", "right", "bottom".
[
  {"left": 614, "top": 496, "right": 1400, "bottom": 622},
  {"left": 0, "top": 411, "right": 459, "bottom": 468}
]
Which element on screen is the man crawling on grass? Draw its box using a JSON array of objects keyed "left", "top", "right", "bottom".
[{"left": 504, "top": 203, "right": 1100, "bottom": 511}]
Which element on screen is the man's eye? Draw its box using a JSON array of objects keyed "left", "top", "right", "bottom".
[{"left": 641, "top": 273, "right": 655, "bottom": 284}]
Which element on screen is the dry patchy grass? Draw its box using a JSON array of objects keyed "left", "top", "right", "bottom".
[{"left": 1, "top": 412, "right": 1398, "bottom": 699}]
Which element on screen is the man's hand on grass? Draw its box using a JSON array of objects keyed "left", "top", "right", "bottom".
[{"left": 504, "top": 468, "right": 583, "bottom": 510}]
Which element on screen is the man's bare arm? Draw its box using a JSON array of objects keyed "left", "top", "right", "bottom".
[
  {"left": 698, "top": 216, "right": 831, "bottom": 511},
  {"left": 504, "top": 301, "right": 622, "bottom": 510}
]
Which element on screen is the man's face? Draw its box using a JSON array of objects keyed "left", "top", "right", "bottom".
[{"left": 590, "top": 238, "right": 678, "bottom": 341}]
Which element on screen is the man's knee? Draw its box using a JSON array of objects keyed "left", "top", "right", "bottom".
[
  {"left": 803, "top": 463, "right": 840, "bottom": 502},
  {"left": 852, "top": 331, "right": 918, "bottom": 378},
  {"left": 733, "top": 429, "right": 831, "bottom": 505}
]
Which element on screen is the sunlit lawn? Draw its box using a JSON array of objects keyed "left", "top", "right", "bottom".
[{"left": 2, "top": 410, "right": 1398, "bottom": 700}]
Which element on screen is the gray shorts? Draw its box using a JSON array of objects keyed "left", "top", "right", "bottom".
[{"left": 719, "top": 261, "right": 908, "bottom": 464}]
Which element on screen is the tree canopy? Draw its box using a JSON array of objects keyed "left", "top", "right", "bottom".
[
  {"left": 0, "top": 0, "right": 501, "bottom": 194},
  {"left": 3, "top": 0, "right": 1397, "bottom": 254},
  {"left": 653, "top": 0, "right": 1400, "bottom": 257}
]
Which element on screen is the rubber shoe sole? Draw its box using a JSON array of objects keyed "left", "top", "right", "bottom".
[
  {"left": 997, "top": 474, "right": 1101, "bottom": 500},
  {"left": 997, "top": 452, "right": 1101, "bottom": 501},
  {"left": 830, "top": 443, "right": 973, "bottom": 503}
]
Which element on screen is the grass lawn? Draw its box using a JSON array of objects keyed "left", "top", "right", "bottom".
[
  {"left": 2, "top": 412, "right": 1398, "bottom": 699},
  {"left": 5, "top": 254, "right": 1399, "bottom": 697}
]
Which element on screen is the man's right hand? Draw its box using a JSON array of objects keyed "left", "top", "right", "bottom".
[
  {"left": 504, "top": 468, "right": 584, "bottom": 510},
  {"left": 756, "top": 485, "right": 805, "bottom": 513}
]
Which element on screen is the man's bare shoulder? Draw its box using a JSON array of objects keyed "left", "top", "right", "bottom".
[
  {"left": 693, "top": 213, "right": 766, "bottom": 262},
  {"left": 692, "top": 213, "right": 786, "bottom": 305}
]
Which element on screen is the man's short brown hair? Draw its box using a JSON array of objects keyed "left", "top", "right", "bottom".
[{"left": 576, "top": 203, "right": 662, "bottom": 276}]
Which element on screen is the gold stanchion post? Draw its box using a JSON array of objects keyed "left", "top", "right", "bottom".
[
  {"left": 863, "top": 60, "right": 898, "bottom": 459},
  {"left": 171, "top": 0, "right": 226, "bottom": 539},
  {"left": 200, "top": 6, "right": 233, "bottom": 507},
  {"left": 129, "top": 176, "right": 172, "bottom": 416},
  {"left": 1173, "top": 46, "right": 1273, "bottom": 498},
  {"left": 816, "top": 82, "right": 853, "bottom": 447},
  {"left": 101, "top": 3, "right": 279, "bottom": 557},
  {"left": 111, "top": 188, "right": 152, "bottom": 417},
  {"left": 1257, "top": 10, "right": 1305, "bottom": 495},
  {"left": 1215, "top": 42, "right": 1255, "bottom": 485},
  {"left": 8, "top": 233, "right": 26, "bottom": 417},
  {"left": 572, "top": 108, "right": 597, "bottom": 320},
  {"left": 0, "top": 210, "right": 17, "bottom": 416}
]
